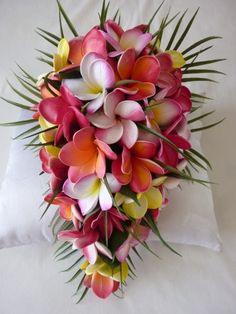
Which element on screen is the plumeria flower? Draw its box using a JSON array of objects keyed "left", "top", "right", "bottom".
[
  {"left": 103, "top": 20, "right": 152, "bottom": 56},
  {"left": 63, "top": 52, "right": 115, "bottom": 113},
  {"left": 58, "top": 229, "right": 112, "bottom": 265},
  {"left": 116, "top": 49, "right": 161, "bottom": 101},
  {"left": 69, "top": 28, "right": 107, "bottom": 65},
  {"left": 59, "top": 127, "right": 117, "bottom": 182},
  {"left": 112, "top": 142, "right": 165, "bottom": 192},
  {"left": 53, "top": 38, "right": 70, "bottom": 72},
  {"left": 83, "top": 207, "right": 127, "bottom": 239},
  {"left": 115, "top": 223, "right": 150, "bottom": 262},
  {"left": 44, "top": 193, "right": 79, "bottom": 221},
  {"left": 115, "top": 181, "right": 163, "bottom": 219},
  {"left": 88, "top": 89, "right": 145, "bottom": 148},
  {"left": 39, "top": 147, "right": 68, "bottom": 192},
  {"left": 63, "top": 173, "right": 121, "bottom": 215},
  {"left": 81, "top": 257, "right": 128, "bottom": 298}
]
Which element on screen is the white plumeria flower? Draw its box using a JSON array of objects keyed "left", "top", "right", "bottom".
[
  {"left": 63, "top": 173, "right": 121, "bottom": 215},
  {"left": 63, "top": 52, "right": 115, "bottom": 113}
]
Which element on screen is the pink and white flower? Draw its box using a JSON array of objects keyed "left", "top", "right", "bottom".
[
  {"left": 63, "top": 173, "right": 121, "bottom": 215},
  {"left": 88, "top": 89, "right": 145, "bottom": 148},
  {"left": 64, "top": 53, "right": 115, "bottom": 113}
]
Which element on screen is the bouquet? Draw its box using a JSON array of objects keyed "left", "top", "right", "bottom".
[{"left": 0, "top": 0, "right": 224, "bottom": 302}]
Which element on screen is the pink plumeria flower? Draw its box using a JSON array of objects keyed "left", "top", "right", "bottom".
[
  {"left": 63, "top": 173, "right": 121, "bottom": 215},
  {"left": 63, "top": 53, "right": 115, "bottom": 113},
  {"left": 88, "top": 90, "right": 145, "bottom": 148},
  {"left": 103, "top": 20, "right": 152, "bottom": 56},
  {"left": 115, "top": 223, "right": 150, "bottom": 262},
  {"left": 58, "top": 229, "right": 112, "bottom": 264}
]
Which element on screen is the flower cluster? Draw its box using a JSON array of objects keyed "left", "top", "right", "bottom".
[{"left": 36, "top": 18, "right": 193, "bottom": 299}]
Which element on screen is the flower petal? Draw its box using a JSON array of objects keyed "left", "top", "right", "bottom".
[
  {"left": 95, "top": 121, "right": 123, "bottom": 144},
  {"left": 130, "top": 158, "right": 152, "bottom": 192},
  {"left": 87, "top": 92, "right": 106, "bottom": 113},
  {"left": 106, "top": 173, "right": 122, "bottom": 193},
  {"left": 104, "top": 89, "right": 125, "bottom": 119},
  {"left": 115, "top": 100, "right": 145, "bottom": 121},
  {"left": 150, "top": 99, "right": 182, "bottom": 128},
  {"left": 73, "top": 174, "right": 100, "bottom": 198},
  {"left": 99, "top": 181, "right": 113, "bottom": 211},
  {"left": 131, "top": 140, "right": 157, "bottom": 158},
  {"left": 91, "top": 272, "right": 114, "bottom": 299},
  {"left": 117, "top": 48, "right": 136, "bottom": 79},
  {"left": 89, "top": 58, "right": 115, "bottom": 89},
  {"left": 82, "top": 244, "right": 98, "bottom": 265},
  {"left": 143, "top": 187, "right": 163, "bottom": 209},
  {"left": 112, "top": 156, "right": 132, "bottom": 185},
  {"left": 78, "top": 192, "right": 99, "bottom": 215},
  {"left": 95, "top": 242, "right": 113, "bottom": 259},
  {"left": 39, "top": 96, "right": 67, "bottom": 124},
  {"left": 82, "top": 28, "right": 108, "bottom": 59},
  {"left": 87, "top": 111, "right": 115, "bottom": 128},
  {"left": 95, "top": 139, "right": 117, "bottom": 160},
  {"left": 128, "top": 82, "right": 156, "bottom": 101},
  {"left": 121, "top": 119, "right": 138, "bottom": 148},
  {"left": 131, "top": 55, "right": 160, "bottom": 84},
  {"left": 123, "top": 194, "right": 148, "bottom": 219}
]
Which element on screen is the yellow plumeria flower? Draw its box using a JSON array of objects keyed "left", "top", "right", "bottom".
[
  {"left": 81, "top": 257, "right": 128, "bottom": 283},
  {"left": 53, "top": 38, "right": 70, "bottom": 72},
  {"left": 38, "top": 116, "right": 60, "bottom": 157},
  {"left": 115, "top": 182, "right": 163, "bottom": 219},
  {"left": 165, "top": 50, "right": 186, "bottom": 68}
]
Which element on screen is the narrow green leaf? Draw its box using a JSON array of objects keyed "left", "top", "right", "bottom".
[
  {"left": 188, "top": 148, "right": 212, "bottom": 170},
  {"left": 35, "top": 30, "right": 58, "bottom": 46},
  {"left": 0, "top": 96, "right": 34, "bottom": 111},
  {"left": 145, "top": 212, "right": 181, "bottom": 256},
  {"left": 66, "top": 268, "right": 82, "bottom": 283},
  {"left": 22, "top": 126, "right": 57, "bottom": 139},
  {"left": 182, "top": 77, "right": 218, "bottom": 83},
  {"left": 188, "top": 110, "right": 215, "bottom": 124},
  {"left": 154, "top": 159, "right": 213, "bottom": 184},
  {"left": 113, "top": 8, "right": 119, "bottom": 21},
  {"left": 152, "top": 11, "right": 180, "bottom": 38},
  {"left": 13, "top": 124, "right": 40, "bottom": 140},
  {"left": 184, "top": 69, "right": 225, "bottom": 75},
  {"left": 57, "top": 249, "right": 77, "bottom": 262},
  {"left": 146, "top": 0, "right": 165, "bottom": 31},
  {"left": 182, "top": 36, "right": 222, "bottom": 55},
  {"left": 166, "top": 9, "right": 188, "bottom": 50},
  {"left": 74, "top": 274, "right": 86, "bottom": 296},
  {"left": 184, "top": 45, "right": 213, "bottom": 61},
  {"left": 40, "top": 188, "right": 61, "bottom": 219},
  {"left": 191, "top": 92, "right": 212, "bottom": 100},
  {"left": 191, "top": 118, "right": 225, "bottom": 132},
  {"left": 127, "top": 255, "right": 136, "bottom": 270},
  {"left": 190, "top": 106, "right": 202, "bottom": 113},
  {"left": 174, "top": 8, "right": 199, "bottom": 50},
  {"left": 37, "top": 57, "right": 53, "bottom": 67},
  {"left": 16, "top": 64, "right": 37, "bottom": 83},
  {"left": 7, "top": 81, "right": 38, "bottom": 104},
  {"left": 76, "top": 287, "right": 89, "bottom": 304},
  {"left": 61, "top": 256, "right": 84, "bottom": 273},
  {"left": 35, "top": 49, "right": 53, "bottom": 59},
  {"left": 25, "top": 141, "right": 54, "bottom": 147},
  {"left": 54, "top": 241, "right": 70, "bottom": 255},
  {"left": 183, "top": 58, "right": 226, "bottom": 68},
  {"left": 0, "top": 119, "right": 37, "bottom": 127},
  {"left": 36, "top": 27, "right": 60, "bottom": 41},
  {"left": 59, "top": 10, "right": 64, "bottom": 38},
  {"left": 14, "top": 74, "right": 42, "bottom": 99},
  {"left": 55, "top": 244, "right": 73, "bottom": 259},
  {"left": 57, "top": 0, "right": 78, "bottom": 36},
  {"left": 132, "top": 247, "right": 143, "bottom": 261}
]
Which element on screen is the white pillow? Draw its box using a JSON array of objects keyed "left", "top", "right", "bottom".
[{"left": 0, "top": 111, "right": 221, "bottom": 251}]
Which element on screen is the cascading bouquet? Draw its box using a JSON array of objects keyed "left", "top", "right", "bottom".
[{"left": 0, "top": 0, "right": 224, "bottom": 302}]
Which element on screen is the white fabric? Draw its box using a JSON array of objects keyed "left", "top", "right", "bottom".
[{"left": 0, "top": 0, "right": 235, "bottom": 313}]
